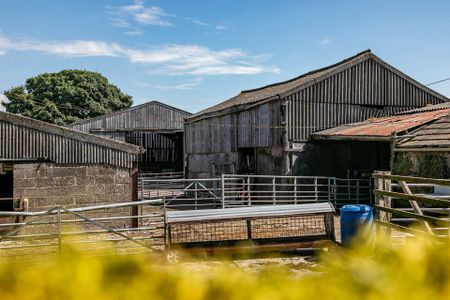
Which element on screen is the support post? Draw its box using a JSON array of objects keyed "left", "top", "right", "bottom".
[
  {"left": 57, "top": 206, "right": 61, "bottom": 253},
  {"left": 272, "top": 177, "right": 276, "bottom": 205},
  {"left": 356, "top": 180, "right": 360, "bottom": 204},
  {"left": 246, "top": 219, "right": 252, "bottom": 240},
  {"left": 374, "top": 171, "right": 391, "bottom": 239},
  {"left": 194, "top": 182, "right": 198, "bottom": 210},
  {"left": 247, "top": 176, "right": 251, "bottom": 206},
  {"left": 130, "top": 161, "right": 139, "bottom": 228},
  {"left": 221, "top": 174, "right": 225, "bottom": 209},
  {"left": 294, "top": 177, "right": 298, "bottom": 204},
  {"left": 314, "top": 177, "right": 318, "bottom": 202},
  {"left": 324, "top": 213, "right": 335, "bottom": 242}
]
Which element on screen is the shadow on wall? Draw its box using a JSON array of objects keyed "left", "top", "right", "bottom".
[{"left": 291, "top": 141, "right": 391, "bottom": 178}]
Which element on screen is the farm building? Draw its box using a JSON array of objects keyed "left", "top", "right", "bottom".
[
  {"left": 312, "top": 104, "right": 450, "bottom": 178},
  {"left": 185, "top": 50, "right": 448, "bottom": 178},
  {"left": 70, "top": 101, "right": 191, "bottom": 173},
  {"left": 393, "top": 103, "right": 450, "bottom": 178},
  {"left": 0, "top": 111, "right": 143, "bottom": 213}
]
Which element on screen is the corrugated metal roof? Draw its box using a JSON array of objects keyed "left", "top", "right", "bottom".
[
  {"left": 0, "top": 111, "right": 143, "bottom": 168},
  {"left": 187, "top": 50, "right": 373, "bottom": 120},
  {"left": 397, "top": 113, "right": 450, "bottom": 148},
  {"left": 70, "top": 100, "right": 191, "bottom": 131},
  {"left": 396, "top": 102, "right": 450, "bottom": 115},
  {"left": 312, "top": 109, "right": 450, "bottom": 141},
  {"left": 187, "top": 50, "right": 448, "bottom": 121}
]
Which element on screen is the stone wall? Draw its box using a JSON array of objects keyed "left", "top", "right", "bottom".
[{"left": 13, "top": 163, "right": 132, "bottom": 211}]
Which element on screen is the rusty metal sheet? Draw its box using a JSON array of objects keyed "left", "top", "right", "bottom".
[{"left": 312, "top": 109, "right": 450, "bottom": 140}]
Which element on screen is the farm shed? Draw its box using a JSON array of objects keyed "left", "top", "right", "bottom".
[
  {"left": 311, "top": 106, "right": 450, "bottom": 178},
  {"left": 0, "top": 111, "right": 143, "bottom": 214},
  {"left": 394, "top": 103, "right": 450, "bottom": 178},
  {"left": 185, "top": 50, "right": 448, "bottom": 178},
  {"left": 70, "top": 101, "right": 191, "bottom": 173}
]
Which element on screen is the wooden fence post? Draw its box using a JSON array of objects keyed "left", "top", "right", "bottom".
[{"left": 374, "top": 171, "right": 391, "bottom": 239}]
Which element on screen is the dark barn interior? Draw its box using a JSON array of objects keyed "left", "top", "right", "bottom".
[
  {"left": 70, "top": 101, "right": 191, "bottom": 174},
  {"left": 0, "top": 163, "right": 13, "bottom": 211},
  {"left": 297, "top": 141, "right": 391, "bottom": 178},
  {"left": 125, "top": 131, "right": 184, "bottom": 172}
]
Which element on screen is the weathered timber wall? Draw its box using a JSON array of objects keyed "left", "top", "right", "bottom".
[
  {"left": 185, "top": 101, "right": 282, "bottom": 154},
  {"left": 71, "top": 101, "right": 189, "bottom": 133},
  {"left": 185, "top": 56, "right": 447, "bottom": 177},
  {"left": 286, "top": 59, "right": 444, "bottom": 142}
]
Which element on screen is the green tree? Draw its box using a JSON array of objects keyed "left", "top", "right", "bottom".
[{"left": 2, "top": 70, "right": 132, "bottom": 125}]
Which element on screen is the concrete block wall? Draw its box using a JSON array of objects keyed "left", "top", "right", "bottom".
[{"left": 13, "top": 163, "right": 132, "bottom": 210}]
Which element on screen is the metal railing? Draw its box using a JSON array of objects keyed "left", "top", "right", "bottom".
[
  {"left": 0, "top": 199, "right": 165, "bottom": 260},
  {"left": 138, "top": 171, "right": 184, "bottom": 180},
  {"left": 222, "top": 174, "right": 372, "bottom": 208},
  {"left": 140, "top": 178, "right": 222, "bottom": 209},
  {"left": 139, "top": 174, "right": 373, "bottom": 210}
]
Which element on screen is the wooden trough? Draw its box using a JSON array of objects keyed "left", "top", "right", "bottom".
[{"left": 164, "top": 203, "right": 336, "bottom": 253}]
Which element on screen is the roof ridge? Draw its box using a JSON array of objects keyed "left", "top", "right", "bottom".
[
  {"left": 240, "top": 49, "right": 372, "bottom": 94},
  {"left": 70, "top": 100, "right": 191, "bottom": 126}
]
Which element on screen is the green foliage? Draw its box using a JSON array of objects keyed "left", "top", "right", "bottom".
[
  {"left": 0, "top": 234, "right": 449, "bottom": 299},
  {"left": 417, "top": 154, "right": 446, "bottom": 179},
  {"left": 2, "top": 70, "right": 132, "bottom": 125},
  {"left": 392, "top": 153, "right": 414, "bottom": 176}
]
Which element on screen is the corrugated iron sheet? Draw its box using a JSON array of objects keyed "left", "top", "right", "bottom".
[
  {"left": 71, "top": 101, "right": 191, "bottom": 133},
  {"left": 396, "top": 102, "right": 450, "bottom": 115},
  {"left": 397, "top": 113, "right": 450, "bottom": 148},
  {"left": 312, "top": 109, "right": 450, "bottom": 140},
  {"left": 188, "top": 50, "right": 447, "bottom": 121},
  {"left": 0, "top": 111, "right": 142, "bottom": 168}
]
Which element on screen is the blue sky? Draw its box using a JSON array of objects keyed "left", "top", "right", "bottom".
[{"left": 0, "top": 0, "right": 449, "bottom": 113}]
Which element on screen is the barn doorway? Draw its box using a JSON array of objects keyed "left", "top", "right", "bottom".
[
  {"left": 125, "top": 131, "right": 184, "bottom": 173},
  {"left": 238, "top": 147, "right": 257, "bottom": 174},
  {"left": 0, "top": 163, "right": 14, "bottom": 211}
]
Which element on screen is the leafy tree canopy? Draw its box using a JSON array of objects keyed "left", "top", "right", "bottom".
[{"left": 2, "top": 70, "right": 132, "bottom": 125}]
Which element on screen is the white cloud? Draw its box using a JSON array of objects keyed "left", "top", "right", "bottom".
[
  {"left": 216, "top": 21, "right": 229, "bottom": 30},
  {"left": 125, "top": 30, "right": 143, "bottom": 36},
  {"left": 318, "top": 38, "right": 332, "bottom": 45},
  {"left": 107, "top": 0, "right": 173, "bottom": 29},
  {"left": 135, "top": 77, "right": 203, "bottom": 90},
  {"left": 0, "top": 34, "right": 279, "bottom": 76},
  {"left": 184, "top": 17, "right": 207, "bottom": 26}
]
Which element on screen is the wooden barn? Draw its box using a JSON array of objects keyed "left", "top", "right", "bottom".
[
  {"left": 0, "top": 111, "right": 143, "bottom": 213},
  {"left": 70, "top": 101, "right": 191, "bottom": 173},
  {"left": 185, "top": 50, "right": 448, "bottom": 178}
]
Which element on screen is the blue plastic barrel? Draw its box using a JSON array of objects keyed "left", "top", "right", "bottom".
[{"left": 340, "top": 204, "right": 373, "bottom": 246}]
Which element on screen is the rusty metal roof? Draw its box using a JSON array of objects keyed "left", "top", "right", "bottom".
[
  {"left": 397, "top": 113, "right": 450, "bottom": 148},
  {"left": 312, "top": 109, "right": 450, "bottom": 141}
]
